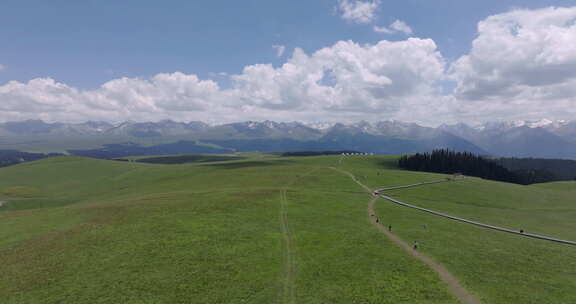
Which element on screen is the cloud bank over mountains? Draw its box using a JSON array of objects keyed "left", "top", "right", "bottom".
[{"left": 1, "top": 7, "right": 575, "bottom": 125}]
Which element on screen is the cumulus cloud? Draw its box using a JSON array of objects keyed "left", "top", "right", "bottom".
[
  {"left": 374, "top": 20, "right": 413, "bottom": 35},
  {"left": 0, "top": 73, "right": 233, "bottom": 122},
  {"left": 272, "top": 45, "right": 286, "bottom": 57},
  {"left": 0, "top": 78, "right": 80, "bottom": 113},
  {"left": 4, "top": 6, "right": 576, "bottom": 125},
  {"left": 337, "top": 0, "right": 380, "bottom": 24},
  {"left": 0, "top": 38, "right": 447, "bottom": 123},
  {"left": 95, "top": 73, "right": 224, "bottom": 112},
  {"left": 449, "top": 6, "right": 576, "bottom": 122},
  {"left": 232, "top": 38, "right": 445, "bottom": 114},
  {"left": 452, "top": 6, "right": 576, "bottom": 101}
]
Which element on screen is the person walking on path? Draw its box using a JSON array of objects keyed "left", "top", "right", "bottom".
[
  {"left": 388, "top": 225, "right": 392, "bottom": 232},
  {"left": 413, "top": 241, "right": 419, "bottom": 250}
]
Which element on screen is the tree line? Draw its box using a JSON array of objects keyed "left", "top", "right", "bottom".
[
  {"left": 398, "top": 149, "right": 522, "bottom": 184},
  {"left": 0, "top": 150, "right": 62, "bottom": 168},
  {"left": 496, "top": 157, "right": 576, "bottom": 184}
]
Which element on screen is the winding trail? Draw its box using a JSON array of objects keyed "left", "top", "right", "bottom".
[
  {"left": 367, "top": 197, "right": 480, "bottom": 304},
  {"left": 329, "top": 167, "right": 480, "bottom": 304},
  {"left": 279, "top": 187, "right": 296, "bottom": 304},
  {"left": 279, "top": 163, "right": 574, "bottom": 303},
  {"left": 278, "top": 169, "right": 320, "bottom": 304}
]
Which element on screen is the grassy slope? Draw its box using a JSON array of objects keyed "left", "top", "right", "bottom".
[
  {"left": 372, "top": 170, "right": 576, "bottom": 303},
  {"left": 0, "top": 155, "right": 457, "bottom": 304},
  {"left": 1, "top": 154, "right": 574, "bottom": 303},
  {"left": 533, "top": 181, "right": 576, "bottom": 192}
]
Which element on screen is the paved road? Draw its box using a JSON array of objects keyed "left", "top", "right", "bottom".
[
  {"left": 375, "top": 180, "right": 448, "bottom": 192},
  {"left": 375, "top": 181, "right": 576, "bottom": 246}
]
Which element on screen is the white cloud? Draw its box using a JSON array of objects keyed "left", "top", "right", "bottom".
[
  {"left": 374, "top": 20, "right": 413, "bottom": 35},
  {"left": 450, "top": 6, "right": 576, "bottom": 121},
  {"left": 0, "top": 73, "right": 233, "bottom": 122},
  {"left": 373, "top": 25, "right": 393, "bottom": 34},
  {"left": 208, "top": 72, "right": 229, "bottom": 78},
  {"left": 5, "top": 6, "right": 576, "bottom": 126},
  {"left": 390, "top": 20, "right": 413, "bottom": 35},
  {"left": 0, "top": 38, "right": 447, "bottom": 123},
  {"left": 272, "top": 45, "right": 286, "bottom": 57},
  {"left": 0, "top": 78, "right": 80, "bottom": 113},
  {"left": 337, "top": 0, "right": 380, "bottom": 24},
  {"left": 232, "top": 39, "right": 445, "bottom": 114},
  {"left": 452, "top": 7, "right": 576, "bottom": 100}
]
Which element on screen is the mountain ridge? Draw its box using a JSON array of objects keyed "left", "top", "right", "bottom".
[{"left": 0, "top": 119, "right": 574, "bottom": 159}]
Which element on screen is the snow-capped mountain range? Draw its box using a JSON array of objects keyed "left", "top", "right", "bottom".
[{"left": 1, "top": 119, "right": 575, "bottom": 159}]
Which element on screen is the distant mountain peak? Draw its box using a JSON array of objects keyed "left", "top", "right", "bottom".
[{"left": 0, "top": 119, "right": 574, "bottom": 159}]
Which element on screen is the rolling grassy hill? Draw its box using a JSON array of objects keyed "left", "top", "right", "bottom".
[{"left": 0, "top": 154, "right": 574, "bottom": 303}]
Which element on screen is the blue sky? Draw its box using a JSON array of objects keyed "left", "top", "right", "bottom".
[{"left": 0, "top": 1, "right": 575, "bottom": 124}]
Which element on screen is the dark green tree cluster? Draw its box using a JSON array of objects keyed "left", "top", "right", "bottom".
[
  {"left": 497, "top": 158, "right": 576, "bottom": 183},
  {"left": 0, "top": 150, "right": 62, "bottom": 168},
  {"left": 398, "top": 149, "right": 520, "bottom": 184}
]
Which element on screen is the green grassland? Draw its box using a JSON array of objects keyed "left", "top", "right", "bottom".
[
  {"left": 0, "top": 154, "right": 574, "bottom": 303},
  {"left": 126, "top": 154, "right": 245, "bottom": 164},
  {"left": 0, "top": 155, "right": 456, "bottom": 304},
  {"left": 377, "top": 176, "right": 576, "bottom": 303},
  {"left": 533, "top": 180, "right": 576, "bottom": 192}
]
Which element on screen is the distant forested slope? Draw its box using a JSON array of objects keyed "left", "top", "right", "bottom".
[
  {"left": 68, "top": 141, "right": 230, "bottom": 159},
  {"left": 398, "top": 150, "right": 576, "bottom": 185},
  {"left": 398, "top": 149, "right": 520, "bottom": 183},
  {"left": 0, "top": 150, "right": 63, "bottom": 168},
  {"left": 496, "top": 158, "right": 576, "bottom": 183}
]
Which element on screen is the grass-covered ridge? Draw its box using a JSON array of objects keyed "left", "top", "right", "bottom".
[
  {"left": 126, "top": 154, "right": 245, "bottom": 164},
  {"left": 375, "top": 177, "right": 576, "bottom": 303},
  {"left": 0, "top": 154, "right": 574, "bottom": 303},
  {"left": 0, "top": 155, "right": 456, "bottom": 303}
]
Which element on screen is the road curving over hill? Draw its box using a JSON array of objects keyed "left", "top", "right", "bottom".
[
  {"left": 375, "top": 181, "right": 576, "bottom": 246},
  {"left": 329, "top": 167, "right": 481, "bottom": 304},
  {"left": 367, "top": 196, "right": 481, "bottom": 304}
]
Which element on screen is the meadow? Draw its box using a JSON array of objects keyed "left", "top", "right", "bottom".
[
  {"left": 0, "top": 155, "right": 456, "bottom": 303},
  {"left": 0, "top": 154, "right": 574, "bottom": 303},
  {"left": 373, "top": 171, "right": 576, "bottom": 303}
]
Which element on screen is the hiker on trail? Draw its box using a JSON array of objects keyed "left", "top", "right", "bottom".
[
  {"left": 520, "top": 229, "right": 524, "bottom": 234},
  {"left": 413, "top": 241, "right": 419, "bottom": 250},
  {"left": 376, "top": 217, "right": 379, "bottom": 223},
  {"left": 388, "top": 225, "right": 392, "bottom": 232}
]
